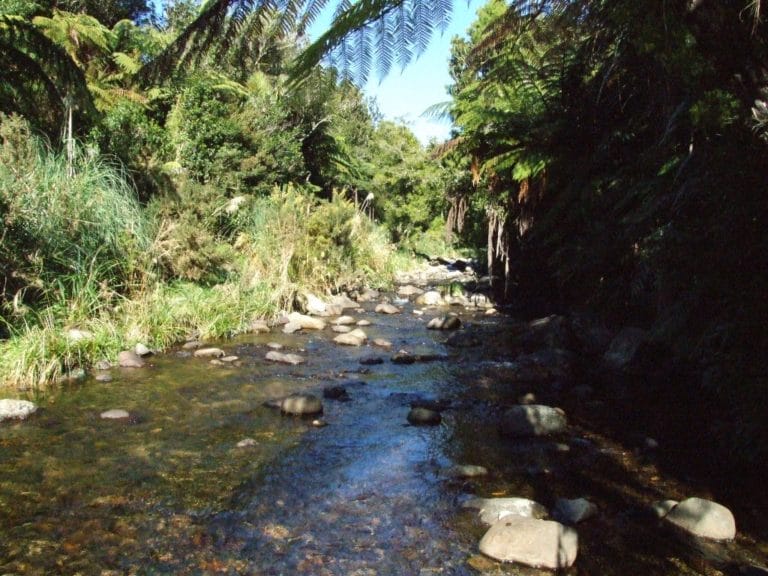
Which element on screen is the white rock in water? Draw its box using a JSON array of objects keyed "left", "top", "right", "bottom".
[
  {"left": 100, "top": 409, "right": 130, "bottom": 420},
  {"left": 281, "top": 394, "right": 323, "bottom": 416},
  {"left": 416, "top": 291, "right": 444, "bottom": 306},
  {"left": 479, "top": 516, "right": 578, "bottom": 569},
  {"left": 286, "top": 312, "right": 326, "bottom": 331},
  {"left": 443, "top": 464, "right": 488, "bottom": 479},
  {"left": 331, "top": 315, "right": 356, "bottom": 326},
  {"left": 134, "top": 343, "right": 152, "bottom": 357},
  {"left": 0, "top": 399, "right": 37, "bottom": 422},
  {"left": 463, "top": 497, "right": 548, "bottom": 525},
  {"left": 665, "top": 497, "right": 736, "bottom": 541}
]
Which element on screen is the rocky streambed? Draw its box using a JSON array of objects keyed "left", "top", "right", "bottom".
[{"left": 1, "top": 262, "right": 767, "bottom": 575}]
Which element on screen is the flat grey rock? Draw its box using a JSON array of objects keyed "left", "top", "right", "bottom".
[{"left": 479, "top": 516, "right": 578, "bottom": 569}]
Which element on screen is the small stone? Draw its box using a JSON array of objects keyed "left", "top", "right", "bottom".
[
  {"left": 356, "top": 319, "right": 371, "bottom": 327},
  {"left": 266, "top": 342, "right": 283, "bottom": 350},
  {"left": 182, "top": 340, "right": 204, "bottom": 350},
  {"left": 0, "top": 399, "right": 37, "bottom": 422},
  {"left": 650, "top": 499, "right": 679, "bottom": 519},
  {"left": 237, "top": 438, "right": 257, "bottom": 448},
  {"left": 552, "top": 498, "right": 598, "bottom": 524},
  {"left": 194, "top": 347, "right": 225, "bottom": 358},
  {"left": 94, "top": 372, "right": 113, "bottom": 383},
  {"left": 415, "top": 291, "right": 444, "bottom": 306},
  {"left": 100, "top": 409, "right": 130, "bottom": 420},
  {"left": 375, "top": 303, "right": 400, "bottom": 314},
  {"left": 331, "top": 315, "right": 356, "bottom": 326},
  {"left": 397, "top": 285, "right": 424, "bottom": 296},
  {"left": 499, "top": 405, "right": 567, "bottom": 437},
  {"left": 117, "top": 350, "right": 145, "bottom": 368},
  {"left": 407, "top": 407, "right": 442, "bottom": 425},
  {"left": 332, "top": 325, "right": 352, "bottom": 333},
  {"left": 281, "top": 394, "right": 323, "bottom": 416},
  {"left": 392, "top": 351, "right": 416, "bottom": 364},
  {"left": 443, "top": 464, "right": 488, "bottom": 479},
  {"left": 427, "top": 316, "right": 462, "bottom": 330},
  {"left": 360, "top": 356, "right": 384, "bottom": 365},
  {"left": 463, "top": 497, "right": 548, "bottom": 525},
  {"left": 94, "top": 360, "right": 111, "bottom": 371},
  {"left": 286, "top": 312, "right": 326, "bottom": 331},
  {"left": 265, "top": 351, "right": 305, "bottom": 365},
  {"left": 373, "top": 338, "right": 393, "bottom": 348},
  {"left": 323, "top": 386, "right": 350, "bottom": 401},
  {"left": 134, "top": 343, "right": 152, "bottom": 357},
  {"left": 518, "top": 392, "right": 536, "bottom": 405},
  {"left": 221, "top": 356, "right": 239, "bottom": 363},
  {"left": 249, "top": 319, "right": 270, "bottom": 333},
  {"left": 311, "top": 419, "right": 328, "bottom": 428},
  {"left": 485, "top": 308, "right": 499, "bottom": 316}
]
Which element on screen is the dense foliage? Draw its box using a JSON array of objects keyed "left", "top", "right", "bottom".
[{"left": 442, "top": 0, "right": 768, "bottom": 468}]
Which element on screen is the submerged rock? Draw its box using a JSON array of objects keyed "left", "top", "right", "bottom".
[
  {"left": 463, "top": 497, "right": 548, "bottom": 525},
  {"left": 479, "top": 516, "right": 578, "bottom": 569},
  {"left": 426, "top": 315, "right": 462, "bottom": 331},
  {"left": 334, "top": 329, "right": 368, "bottom": 346},
  {"left": 499, "top": 405, "right": 567, "bottom": 437},
  {"left": 237, "top": 438, "right": 257, "bottom": 448},
  {"left": 552, "top": 498, "right": 598, "bottom": 524},
  {"left": 117, "top": 350, "right": 145, "bottom": 368},
  {"left": 281, "top": 394, "right": 323, "bottom": 416},
  {"left": 665, "top": 497, "right": 736, "bottom": 541},
  {"left": 265, "top": 351, "right": 305, "bottom": 365},
  {"left": 407, "top": 407, "right": 442, "bottom": 425},
  {"left": 193, "top": 347, "right": 225, "bottom": 358},
  {"left": 373, "top": 338, "right": 393, "bottom": 348},
  {"left": 443, "top": 464, "right": 488, "bottom": 479},
  {"left": 0, "top": 399, "right": 37, "bottom": 422},
  {"left": 323, "top": 385, "right": 350, "bottom": 401}
]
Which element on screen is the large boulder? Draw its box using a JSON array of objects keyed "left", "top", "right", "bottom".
[
  {"left": 499, "top": 405, "right": 567, "bottom": 437},
  {"left": 463, "top": 497, "right": 548, "bottom": 525},
  {"left": 665, "top": 497, "right": 736, "bottom": 541},
  {"left": 479, "top": 516, "right": 578, "bottom": 569},
  {"left": 281, "top": 394, "right": 323, "bottom": 416},
  {"left": 0, "top": 399, "right": 37, "bottom": 422}
]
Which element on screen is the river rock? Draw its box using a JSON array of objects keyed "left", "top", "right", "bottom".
[
  {"left": 249, "top": 319, "right": 270, "bottom": 333},
  {"left": 237, "top": 438, "right": 257, "bottom": 448},
  {"left": 463, "top": 497, "right": 548, "bottom": 525},
  {"left": 323, "top": 385, "right": 350, "bottom": 401},
  {"left": 392, "top": 351, "right": 416, "bottom": 364},
  {"left": 664, "top": 497, "right": 736, "bottom": 541},
  {"left": 416, "top": 291, "right": 444, "bottom": 306},
  {"left": 118, "top": 350, "right": 145, "bottom": 368},
  {"left": 650, "top": 499, "right": 679, "bottom": 519},
  {"left": 94, "top": 372, "right": 113, "bottom": 383},
  {"left": 193, "top": 347, "right": 225, "bottom": 358},
  {"left": 332, "top": 315, "right": 356, "bottom": 326},
  {"left": 603, "top": 327, "right": 647, "bottom": 370},
  {"left": 553, "top": 498, "right": 598, "bottom": 524},
  {"left": 426, "top": 315, "right": 462, "bottom": 330},
  {"left": 443, "top": 464, "right": 488, "bottom": 479},
  {"left": 500, "top": 405, "right": 567, "bottom": 437},
  {"left": 356, "top": 288, "right": 380, "bottom": 302},
  {"left": 285, "top": 312, "right": 326, "bottom": 331},
  {"left": 183, "top": 340, "right": 204, "bottom": 350},
  {"left": 332, "top": 325, "right": 352, "bottom": 333},
  {"left": 356, "top": 319, "right": 371, "bottom": 327},
  {"left": 265, "top": 351, "right": 305, "bottom": 365},
  {"left": 334, "top": 329, "right": 368, "bottom": 346},
  {"left": 398, "top": 285, "right": 424, "bottom": 297},
  {"left": 373, "top": 338, "right": 393, "bottom": 348},
  {"left": 407, "top": 407, "right": 442, "bottom": 425},
  {"left": 134, "top": 343, "right": 152, "bottom": 357},
  {"left": 485, "top": 308, "right": 499, "bottom": 316},
  {"left": 479, "top": 516, "right": 578, "bottom": 569},
  {"left": 281, "top": 394, "right": 323, "bottom": 416},
  {"left": 100, "top": 409, "right": 130, "bottom": 420},
  {"left": 303, "top": 292, "right": 327, "bottom": 315},
  {"left": 266, "top": 342, "right": 283, "bottom": 350},
  {"left": 328, "top": 293, "right": 359, "bottom": 310},
  {"left": 0, "top": 399, "right": 37, "bottom": 422},
  {"left": 360, "top": 356, "right": 384, "bottom": 365},
  {"left": 375, "top": 303, "right": 400, "bottom": 315},
  {"left": 221, "top": 355, "right": 239, "bottom": 363}
]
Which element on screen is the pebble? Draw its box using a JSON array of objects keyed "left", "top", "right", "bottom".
[{"left": 100, "top": 409, "right": 130, "bottom": 420}]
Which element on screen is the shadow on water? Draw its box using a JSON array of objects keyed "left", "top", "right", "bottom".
[{"left": 0, "top": 300, "right": 766, "bottom": 575}]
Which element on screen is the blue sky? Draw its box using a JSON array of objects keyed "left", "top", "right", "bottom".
[{"left": 309, "top": 1, "right": 483, "bottom": 145}]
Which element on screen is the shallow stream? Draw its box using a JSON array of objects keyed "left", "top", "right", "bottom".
[{"left": 1, "top": 297, "right": 766, "bottom": 575}]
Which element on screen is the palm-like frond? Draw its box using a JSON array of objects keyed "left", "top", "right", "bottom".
[{"left": 0, "top": 15, "right": 95, "bottom": 133}]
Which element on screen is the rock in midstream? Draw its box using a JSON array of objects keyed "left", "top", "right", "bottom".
[
  {"left": 280, "top": 394, "right": 323, "bottom": 416},
  {"left": 499, "top": 404, "right": 567, "bottom": 437},
  {"left": 664, "top": 497, "right": 736, "bottom": 541},
  {"left": 426, "top": 315, "right": 462, "bottom": 331},
  {"left": 265, "top": 351, "right": 305, "bottom": 365},
  {"left": 375, "top": 303, "right": 400, "bottom": 314},
  {"left": 463, "top": 497, "right": 548, "bottom": 525}
]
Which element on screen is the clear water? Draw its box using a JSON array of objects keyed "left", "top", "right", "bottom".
[{"left": 1, "top": 302, "right": 765, "bottom": 575}]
